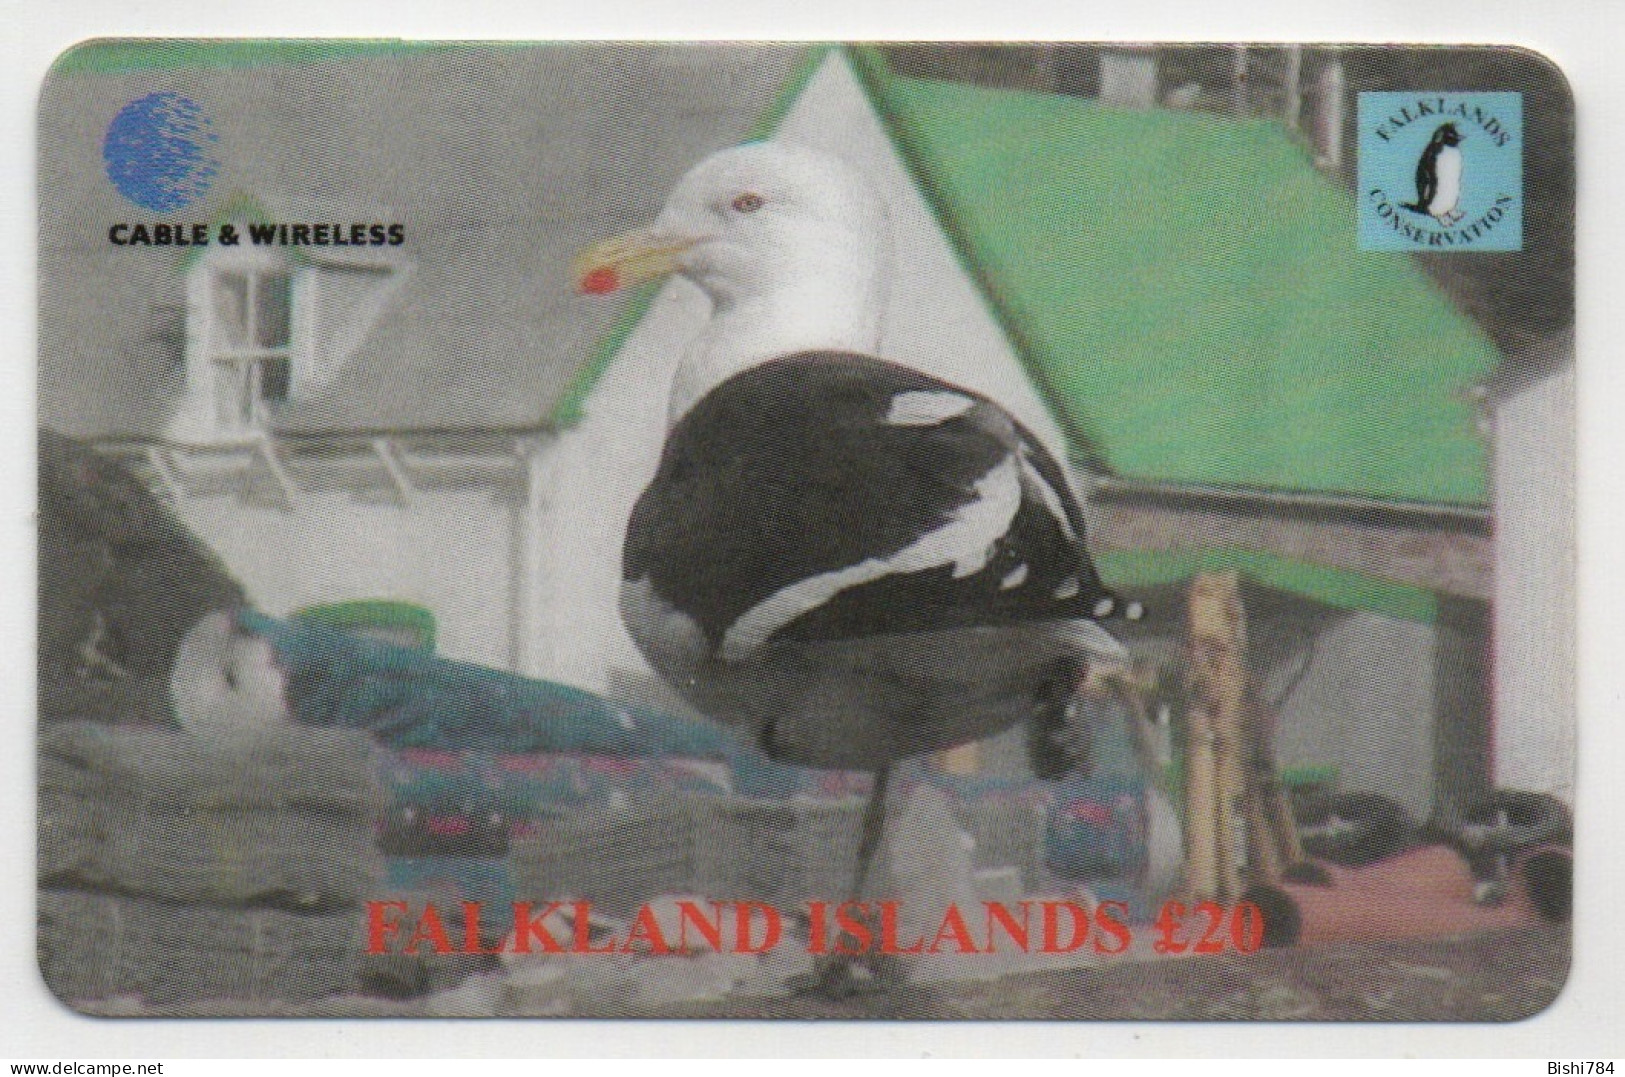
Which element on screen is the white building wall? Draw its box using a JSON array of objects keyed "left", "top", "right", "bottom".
[
  {"left": 1272, "top": 610, "right": 1438, "bottom": 822},
  {"left": 175, "top": 487, "right": 520, "bottom": 670},
  {"left": 774, "top": 54, "right": 1074, "bottom": 459},
  {"left": 1492, "top": 361, "right": 1577, "bottom": 804},
  {"left": 528, "top": 51, "right": 1078, "bottom": 694}
]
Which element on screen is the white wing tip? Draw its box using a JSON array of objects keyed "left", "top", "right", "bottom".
[
  {"left": 885, "top": 390, "right": 977, "bottom": 427},
  {"left": 1092, "top": 595, "right": 1145, "bottom": 622},
  {"left": 1058, "top": 618, "right": 1128, "bottom": 660}
]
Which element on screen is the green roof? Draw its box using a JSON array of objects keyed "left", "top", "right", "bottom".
[
  {"left": 569, "top": 48, "right": 1498, "bottom": 504},
  {"left": 858, "top": 63, "right": 1499, "bottom": 507},
  {"left": 856, "top": 61, "right": 1500, "bottom": 507},
  {"left": 49, "top": 38, "right": 451, "bottom": 77}
]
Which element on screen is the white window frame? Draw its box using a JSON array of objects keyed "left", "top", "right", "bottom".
[
  {"left": 178, "top": 228, "right": 406, "bottom": 445},
  {"left": 206, "top": 262, "right": 297, "bottom": 433}
]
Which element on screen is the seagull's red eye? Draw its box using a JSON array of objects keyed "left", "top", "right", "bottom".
[{"left": 732, "top": 192, "right": 765, "bottom": 213}]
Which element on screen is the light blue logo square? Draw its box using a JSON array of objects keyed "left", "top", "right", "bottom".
[{"left": 1357, "top": 92, "right": 1522, "bottom": 252}]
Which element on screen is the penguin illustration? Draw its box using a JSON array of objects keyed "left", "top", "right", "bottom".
[{"left": 1402, "top": 122, "right": 1466, "bottom": 226}]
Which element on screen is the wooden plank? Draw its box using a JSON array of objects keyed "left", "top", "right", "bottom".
[{"left": 1186, "top": 571, "right": 1248, "bottom": 902}]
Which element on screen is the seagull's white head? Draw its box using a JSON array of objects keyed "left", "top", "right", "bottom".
[{"left": 577, "top": 141, "right": 891, "bottom": 420}]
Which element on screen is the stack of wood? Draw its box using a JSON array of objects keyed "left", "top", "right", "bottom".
[
  {"left": 1181, "top": 571, "right": 1307, "bottom": 904},
  {"left": 39, "top": 721, "right": 388, "bottom": 1007},
  {"left": 509, "top": 797, "right": 699, "bottom": 918},
  {"left": 509, "top": 789, "right": 1048, "bottom": 915},
  {"left": 690, "top": 796, "right": 866, "bottom": 907}
]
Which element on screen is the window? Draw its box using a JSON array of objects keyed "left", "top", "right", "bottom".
[
  {"left": 179, "top": 225, "right": 406, "bottom": 444},
  {"left": 209, "top": 267, "right": 294, "bottom": 430}
]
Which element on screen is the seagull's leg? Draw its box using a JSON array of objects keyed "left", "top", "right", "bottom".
[
  {"left": 795, "top": 764, "right": 895, "bottom": 998},
  {"left": 850, "top": 763, "right": 891, "bottom": 899}
]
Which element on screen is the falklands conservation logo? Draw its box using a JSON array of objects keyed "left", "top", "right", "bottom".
[{"left": 1357, "top": 91, "right": 1522, "bottom": 252}]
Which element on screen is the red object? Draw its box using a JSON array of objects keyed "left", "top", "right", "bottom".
[
  {"left": 580, "top": 266, "right": 620, "bottom": 294},
  {"left": 425, "top": 815, "right": 473, "bottom": 836},
  {"left": 1283, "top": 844, "right": 1545, "bottom": 945},
  {"left": 1066, "top": 801, "right": 1114, "bottom": 825}
]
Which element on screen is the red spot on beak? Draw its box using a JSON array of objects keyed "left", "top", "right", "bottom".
[{"left": 580, "top": 267, "right": 620, "bottom": 295}]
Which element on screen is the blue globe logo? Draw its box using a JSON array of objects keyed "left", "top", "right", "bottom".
[{"left": 103, "top": 92, "right": 220, "bottom": 212}]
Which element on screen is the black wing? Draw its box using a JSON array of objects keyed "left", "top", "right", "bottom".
[{"left": 624, "top": 351, "right": 1120, "bottom": 660}]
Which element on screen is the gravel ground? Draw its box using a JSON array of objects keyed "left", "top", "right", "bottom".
[
  {"left": 72, "top": 922, "right": 1568, "bottom": 1021},
  {"left": 643, "top": 922, "right": 1571, "bottom": 1022}
]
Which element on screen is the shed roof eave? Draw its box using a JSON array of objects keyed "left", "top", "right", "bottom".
[
  {"left": 91, "top": 422, "right": 559, "bottom": 456},
  {"left": 1087, "top": 473, "right": 1492, "bottom": 534}
]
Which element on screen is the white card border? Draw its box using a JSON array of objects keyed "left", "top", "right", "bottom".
[{"left": 5, "top": 0, "right": 1619, "bottom": 1060}]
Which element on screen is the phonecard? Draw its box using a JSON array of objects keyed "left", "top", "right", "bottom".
[{"left": 37, "top": 41, "right": 1574, "bottom": 1020}]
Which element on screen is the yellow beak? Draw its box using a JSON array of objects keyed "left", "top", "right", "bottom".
[{"left": 573, "top": 228, "right": 698, "bottom": 295}]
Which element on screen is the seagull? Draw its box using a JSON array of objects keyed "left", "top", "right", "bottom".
[{"left": 576, "top": 141, "right": 1138, "bottom": 991}]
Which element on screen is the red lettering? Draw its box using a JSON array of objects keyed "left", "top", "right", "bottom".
[
  {"left": 365, "top": 900, "right": 408, "bottom": 954},
  {"left": 1153, "top": 900, "right": 1187, "bottom": 955},
  {"left": 879, "top": 901, "right": 924, "bottom": 954},
  {"left": 1093, "top": 900, "right": 1131, "bottom": 955},
  {"left": 1041, "top": 901, "right": 1091, "bottom": 953},
  {"left": 1232, "top": 901, "right": 1265, "bottom": 954},
  {"left": 461, "top": 901, "right": 485, "bottom": 953},
  {"left": 676, "top": 901, "right": 724, "bottom": 952},
  {"left": 807, "top": 901, "right": 829, "bottom": 954},
  {"left": 734, "top": 902, "right": 782, "bottom": 954},
  {"left": 1192, "top": 901, "right": 1226, "bottom": 954},
  {"left": 404, "top": 903, "right": 453, "bottom": 955},
  {"left": 927, "top": 904, "right": 981, "bottom": 954},
  {"left": 570, "top": 901, "right": 614, "bottom": 954},
  {"left": 833, "top": 901, "right": 873, "bottom": 955},
  {"left": 511, "top": 902, "right": 567, "bottom": 954},
  {"left": 1149, "top": 900, "right": 1266, "bottom": 956},
  {"left": 624, "top": 904, "right": 673, "bottom": 954},
  {"left": 984, "top": 901, "right": 1031, "bottom": 952}
]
